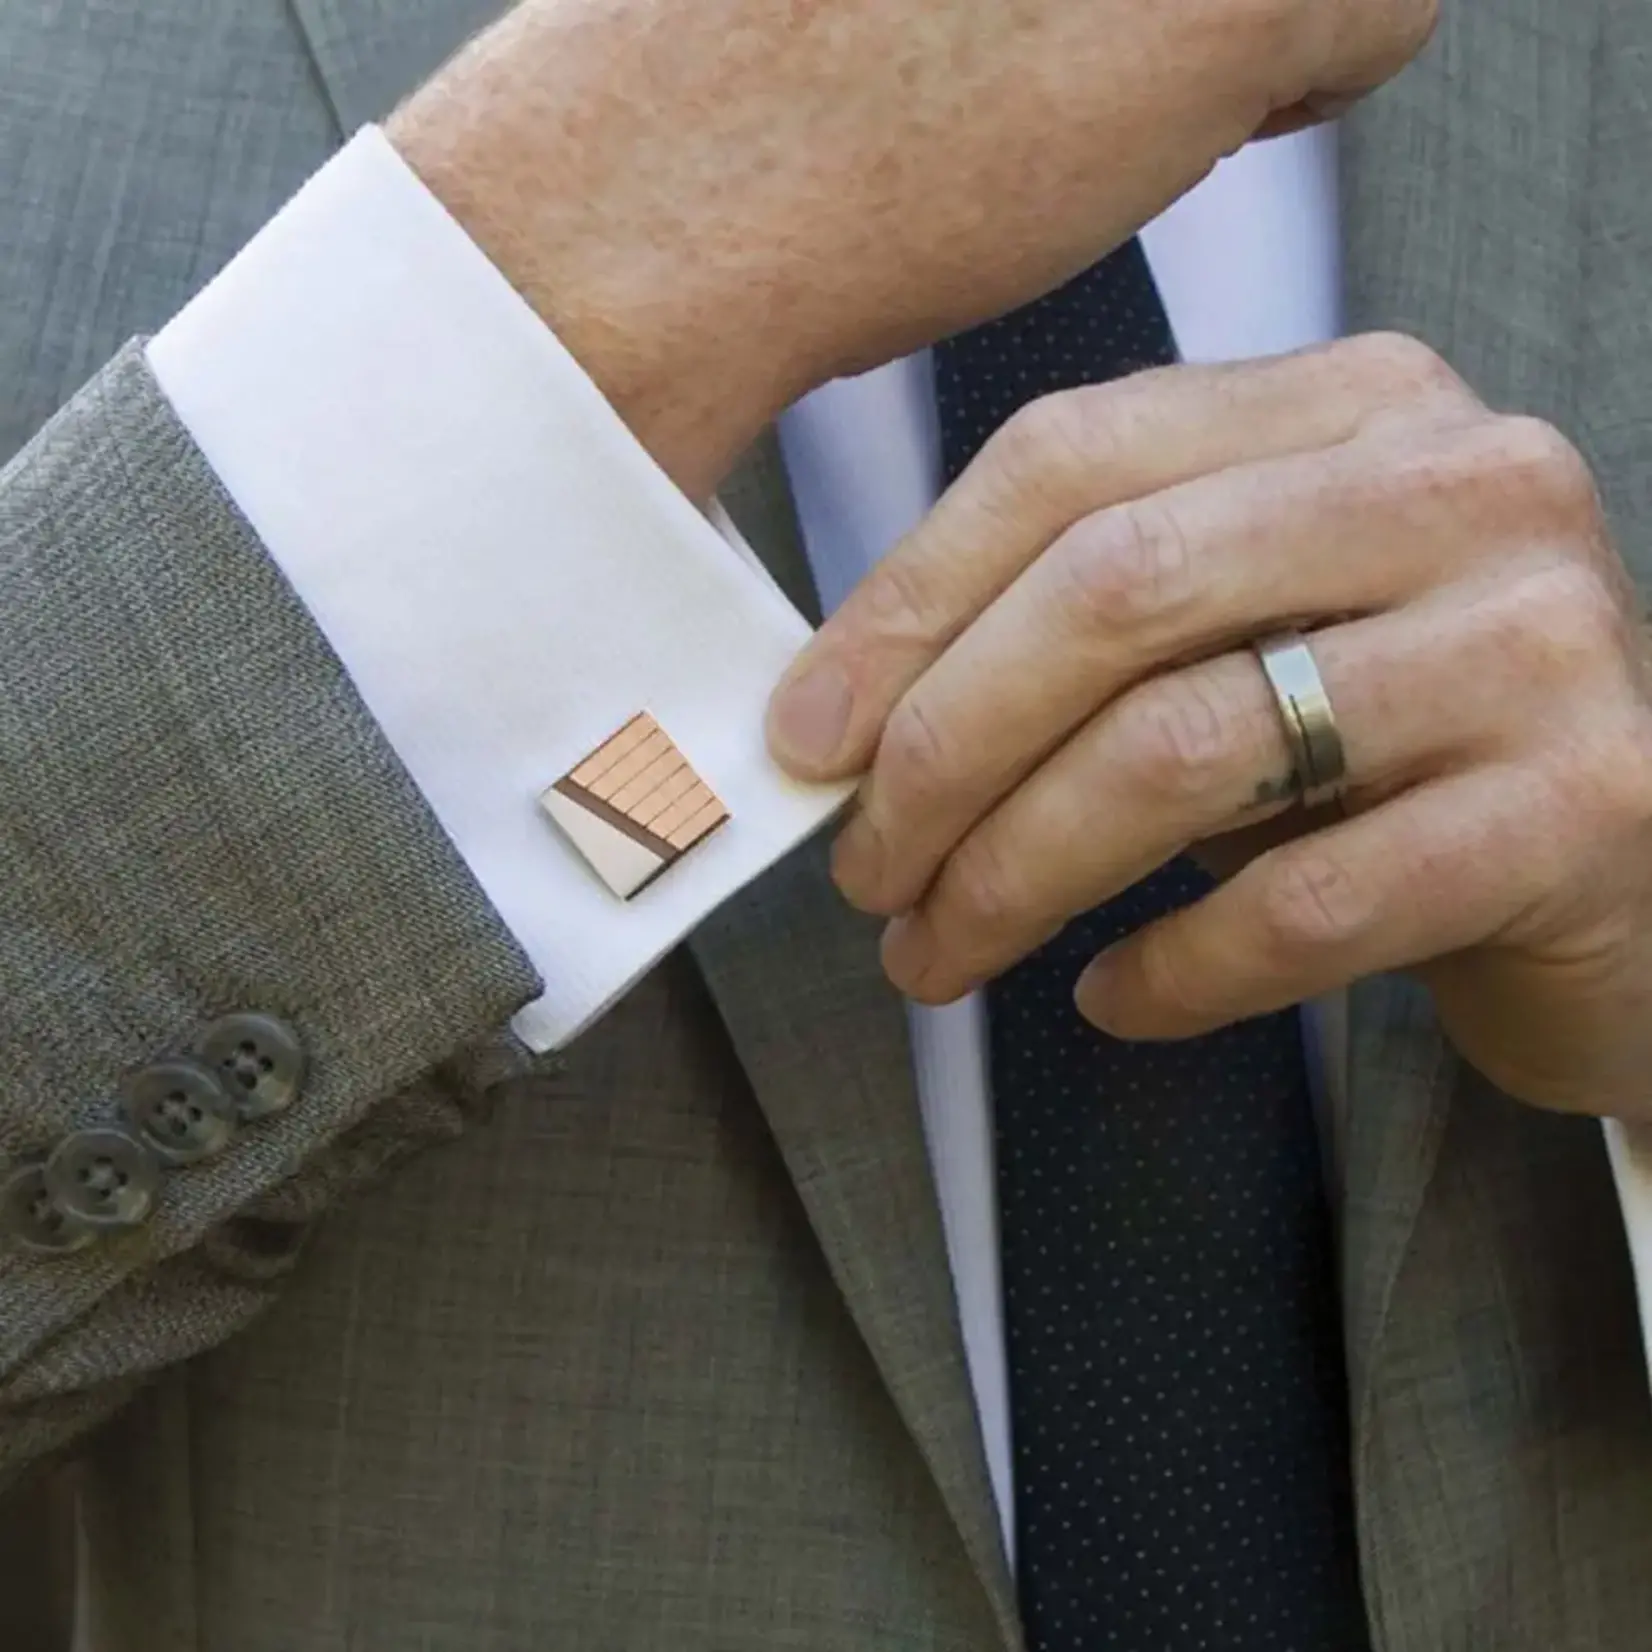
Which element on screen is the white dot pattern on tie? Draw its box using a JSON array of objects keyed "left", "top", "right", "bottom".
[{"left": 935, "top": 250, "right": 1369, "bottom": 1652}]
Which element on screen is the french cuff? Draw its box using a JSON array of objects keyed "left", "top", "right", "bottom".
[
  {"left": 148, "top": 127, "right": 851, "bottom": 1051},
  {"left": 1604, "top": 1121, "right": 1652, "bottom": 1377}
]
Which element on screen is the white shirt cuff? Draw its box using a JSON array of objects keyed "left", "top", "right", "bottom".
[{"left": 146, "top": 127, "right": 850, "bottom": 1051}]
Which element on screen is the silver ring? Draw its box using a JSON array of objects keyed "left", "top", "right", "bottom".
[{"left": 1251, "top": 630, "right": 1348, "bottom": 810}]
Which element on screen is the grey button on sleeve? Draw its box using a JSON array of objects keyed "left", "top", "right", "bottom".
[
  {"left": 5, "top": 1015, "right": 307, "bottom": 1258},
  {"left": 44, "top": 1127, "right": 162, "bottom": 1230},
  {"left": 122, "top": 1057, "right": 240, "bottom": 1165},
  {"left": 0, "top": 1159, "right": 97, "bottom": 1254},
  {"left": 199, "top": 1014, "right": 306, "bottom": 1121}
]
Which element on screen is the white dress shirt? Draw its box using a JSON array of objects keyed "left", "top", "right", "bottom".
[
  {"left": 145, "top": 126, "right": 1652, "bottom": 1560},
  {"left": 775, "top": 128, "right": 1343, "bottom": 1549}
]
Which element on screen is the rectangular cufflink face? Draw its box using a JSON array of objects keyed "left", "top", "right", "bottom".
[{"left": 539, "top": 713, "right": 730, "bottom": 899}]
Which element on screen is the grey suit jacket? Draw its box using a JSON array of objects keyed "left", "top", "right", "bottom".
[{"left": 1, "top": 2, "right": 1649, "bottom": 1648}]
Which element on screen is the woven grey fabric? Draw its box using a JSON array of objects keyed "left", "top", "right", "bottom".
[
  {"left": 0, "top": 344, "right": 536, "bottom": 1474},
  {"left": 0, "top": 0, "right": 1648, "bottom": 1648},
  {"left": 0, "top": 0, "right": 535, "bottom": 1609},
  {"left": 1340, "top": 5, "right": 1652, "bottom": 1642}
]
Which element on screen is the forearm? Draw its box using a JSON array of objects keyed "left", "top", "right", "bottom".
[{"left": 385, "top": 0, "right": 1411, "bottom": 500}]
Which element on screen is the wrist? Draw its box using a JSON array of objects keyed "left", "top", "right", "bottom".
[{"left": 387, "top": 5, "right": 807, "bottom": 499}]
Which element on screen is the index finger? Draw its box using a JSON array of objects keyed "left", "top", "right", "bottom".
[{"left": 763, "top": 335, "right": 1474, "bottom": 782}]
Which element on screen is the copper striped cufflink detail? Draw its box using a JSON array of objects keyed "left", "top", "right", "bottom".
[{"left": 540, "top": 713, "right": 730, "bottom": 899}]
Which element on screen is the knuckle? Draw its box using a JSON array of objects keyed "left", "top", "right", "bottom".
[
  {"left": 862, "top": 549, "right": 952, "bottom": 644},
  {"left": 1378, "top": 414, "right": 1600, "bottom": 536},
  {"left": 1257, "top": 849, "right": 1375, "bottom": 957},
  {"left": 1336, "top": 330, "right": 1468, "bottom": 408},
  {"left": 1053, "top": 498, "right": 1195, "bottom": 633},
  {"left": 1497, "top": 559, "right": 1625, "bottom": 679},
  {"left": 983, "top": 377, "right": 1169, "bottom": 517},
  {"left": 989, "top": 389, "right": 1106, "bottom": 504},
  {"left": 943, "top": 831, "right": 1025, "bottom": 935},
  {"left": 877, "top": 693, "right": 957, "bottom": 802},
  {"left": 1114, "top": 675, "right": 1235, "bottom": 806},
  {"left": 1551, "top": 703, "right": 1652, "bottom": 833},
  {"left": 1487, "top": 415, "right": 1600, "bottom": 519}
]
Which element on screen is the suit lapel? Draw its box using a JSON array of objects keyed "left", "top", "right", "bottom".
[
  {"left": 692, "top": 844, "right": 1021, "bottom": 1648},
  {"left": 1574, "top": 0, "right": 1652, "bottom": 596},
  {"left": 1337, "top": 0, "right": 1604, "bottom": 1627},
  {"left": 1339, "top": 0, "right": 1600, "bottom": 439},
  {"left": 699, "top": 437, "right": 1023, "bottom": 1649}
]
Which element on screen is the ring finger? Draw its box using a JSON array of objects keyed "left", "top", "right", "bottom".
[{"left": 880, "top": 575, "right": 1542, "bottom": 1003}]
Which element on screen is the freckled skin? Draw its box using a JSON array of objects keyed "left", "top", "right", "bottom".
[{"left": 389, "top": 0, "right": 1436, "bottom": 497}]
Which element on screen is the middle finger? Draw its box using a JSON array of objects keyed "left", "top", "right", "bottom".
[{"left": 833, "top": 414, "right": 1519, "bottom": 914}]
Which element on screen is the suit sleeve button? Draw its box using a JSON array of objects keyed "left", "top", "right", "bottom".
[
  {"left": 44, "top": 1127, "right": 161, "bottom": 1230},
  {"left": 122, "top": 1057, "right": 239, "bottom": 1165},
  {"left": 198, "top": 1014, "right": 306, "bottom": 1121},
  {"left": 0, "top": 1160, "right": 97, "bottom": 1255}
]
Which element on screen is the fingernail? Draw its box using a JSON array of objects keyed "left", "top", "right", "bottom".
[
  {"left": 1075, "top": 950, "right": 1121, "bottom": 1029},
  {"left": 881, "top": 913, "right": 935, "bottom": 996},
  {"left": 767, "top": 661, "right": 853, "bottom": 774}
]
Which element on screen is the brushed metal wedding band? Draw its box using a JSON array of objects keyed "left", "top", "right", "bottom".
[{"left": 1252, "top": 630, "right": 1348, "bottom": 810}]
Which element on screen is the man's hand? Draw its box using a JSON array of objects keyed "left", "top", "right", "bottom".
[
  {"left": 766, "top": 336, "right": 1652, "bottom": 1120},
  {"left": 389, "top": 0, "right": 1435, "bottom": 497}
]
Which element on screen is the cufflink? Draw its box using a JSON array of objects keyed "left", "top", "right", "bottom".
[{"left": 540, "top": 713, "right": 730, "bottom": 899}]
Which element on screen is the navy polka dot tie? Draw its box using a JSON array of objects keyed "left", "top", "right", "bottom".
[{"left": 935, "top": 246, "right": 1370, "bottom": 1652}]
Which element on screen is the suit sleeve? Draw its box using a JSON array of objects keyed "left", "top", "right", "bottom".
[
  {"left": 0, "top": 133, "right": 846, "bottom": 1491},
  {"left": 0, "top": 342, "right": 539, "bottom": 1488}
]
